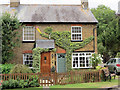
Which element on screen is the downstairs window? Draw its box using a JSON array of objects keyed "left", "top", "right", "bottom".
[
  {"left": 72, "top": 52, "right": 92, "bottom": 68},
  {"left": 23, "top": 53, "right": 33, "bottom": 68}
]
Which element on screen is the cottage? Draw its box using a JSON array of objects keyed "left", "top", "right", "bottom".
[{"left": 1, "top": 0, "right": 98, "bottom": 73}]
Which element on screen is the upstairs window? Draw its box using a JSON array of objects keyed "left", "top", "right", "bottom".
[
  {"left": 71, "top": 26, "right": 82, "bottom": 41},
  {"left": 23, "top": 26, "right": 35, "bottom": 41}
]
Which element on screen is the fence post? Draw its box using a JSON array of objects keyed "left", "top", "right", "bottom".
[
  {"left": 38, "top": 72, "right": 40, "bottom": 84},
  {"left": 70, "top": 71, "right": 73, "bottom": 84},
  {"left": 99, "top": 70, "right": 102, "bottom": 82},
  {"left": 54, "top": 72, "right": 57, "bottom": 85}
]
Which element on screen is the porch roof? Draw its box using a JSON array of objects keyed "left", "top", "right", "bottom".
[{"left": 36, "top": 40, "right": 55, "bottom": 49}]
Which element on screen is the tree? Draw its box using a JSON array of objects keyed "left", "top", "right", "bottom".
[
  {"left": 91, "top": 5, "right": 119, "bottom": 63},
  {"left": 0, "top": 16, "right": 2, "bottom": 64},
  {"left": 1, "top": 13, "right": 21, "bottom": 64}
]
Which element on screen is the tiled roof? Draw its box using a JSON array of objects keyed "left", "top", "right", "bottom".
[{"left": 0, "top": 4, "right": 98, "bottom": 23}]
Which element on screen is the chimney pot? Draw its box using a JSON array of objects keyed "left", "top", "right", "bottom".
[{"left": 81, "top": 0, "right": 88, "bottom": 9}]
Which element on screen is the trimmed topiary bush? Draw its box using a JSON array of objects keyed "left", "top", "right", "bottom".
[{"left": 10, "top": 64, "right": 32, "bottom": 73}]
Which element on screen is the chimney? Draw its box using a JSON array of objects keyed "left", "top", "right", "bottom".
[
  {"left": 10, "top": 0, "right": 20, "bottom": 7},
  {"left": 81, "top": 0, "right": 88, "bottom": 9}
]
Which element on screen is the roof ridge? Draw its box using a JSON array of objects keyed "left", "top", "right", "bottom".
[{"left": 20, "top": 4, "right": 82, "bottom": 6}]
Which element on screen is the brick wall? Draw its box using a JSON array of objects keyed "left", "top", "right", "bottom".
[{"left": 11, "top": 24, "right": 97, "bottom": 64}]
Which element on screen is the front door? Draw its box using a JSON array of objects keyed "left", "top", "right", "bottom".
[
  {"left": 41, "top": 52, "right": 51, "bottom": 73},
  {"left": 57, "top": 53, "right": 66, "bottom": 73}
]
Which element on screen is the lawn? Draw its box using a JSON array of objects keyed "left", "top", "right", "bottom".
[
  {"left": 3, "top": 78, "right": 119, "bottom": 89},
  {"left": 50, "top": 79, "right": 119, "bottom": 88},
  {"left": 3, "top": 87, "right": 43, "bottom": 90}
]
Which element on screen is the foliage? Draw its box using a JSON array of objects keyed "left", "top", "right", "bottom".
[
  {"left": 2, "top": 77, "right": 39, "bottom": 89},
  {"left": 0, "top": 17, "right": 1, "bottom": 65},
  {"left": 51, "top": 66, "right": 56, "bottom": 72},
  {"left": 39, "top": 27, "right": 93, "bottom": 71},
  {"left": 10, "top": 64, "right": 32, "bottom": 73},
  {"left": 96, "top": 66, "right": 106, "bottom": 70},
  {"left": 18, "top": 80, "right": 26, "bottom": 88},
  {"left": 90, "top": 54, "right": 102, "bottom": 69},
  {"left": 2, "top": 80, "right": 9, "bottom": 89},
  {"left": 91, "top": 5, "right": 119, "bottom": 63},
  {"left": 2, "top": 79, "right": 19, "bottom": 89},
  {"left": 28, "top": 76, "right": 39, "bottom": 87},
  {"left": 116, "top": 52, "right": 120, "bottom": 58},
  {"left": 33, "top": 48, "right": 56, "bottom": 72},
  {"left": 1, "top": 12, "right": 21, "bottom": 64},
  {"left": 0, "top": 64, "right": 14, "bottom": 74}
]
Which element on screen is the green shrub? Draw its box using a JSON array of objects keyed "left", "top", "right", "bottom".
[
  {"left": 10, "top": 64, "right": 32, "bottom": 73},
  {"left": 116, "top": 52, "right": 120, "bottom": 58},
  {"left": 2, "top": 78, "right": 39, "bottom": 89},
  {"left": 2, "top": 80, "right": 9, "bottom": 89},
  {"left": 0, "top": 64, "right": 14, "bottom": 74},
  {"left": 96, "top": 66, "right": 102, "bottom": 70},
  {"left": 8, "top": 79, "right": 19, "bottom": 89},
  {"left": 2, "top": 79, "right": 19, "bottom": 89},
  {"left": 18, "top": 80, "right": 25, "bottom": 88},
  {"left": 31, "top": 68, "right": 37, "bottom": 73},
  {"left": 90, "top": 54, "right": 102, "bottom": 69},
  {"left": 24, "top": 80, "right": 29, "bottom": 88},
  {"left": 29, "top": 76, "right": 39, "bottom": 87}
]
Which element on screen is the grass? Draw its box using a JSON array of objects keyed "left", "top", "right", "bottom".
[
  {"left": 3, "top": 77, "right": 119, "bottom": 89},
  {"left": 50, "top": 79, "right": 119, "bottom": 88},
  {"left": 3, "top": 87, "right": 43, "bottom": 90}
]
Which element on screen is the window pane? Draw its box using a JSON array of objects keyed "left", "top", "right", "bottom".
[
  {"left": 73, "top": 57, "right": 78, "bottom": 67},
  {"left": 72, "top": 52, "right": 92, "bottom": 68},
  {"left": 71, "top": 26, "right": 82, "bottom": 40},
  {"left": 23, "top": 53, "right": 33, "bottom": 68},
  {"left": 73, "top": 53, "right": 78, "bottom": 56},
  {"left": 23, "top": 26, "right": 35, "bottom": 41}
]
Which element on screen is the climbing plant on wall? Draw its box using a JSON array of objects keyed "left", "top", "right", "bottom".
[
  {"left": 33, "top": 48, "right": 56, "bottom": 72},
  {"left": 39, "top": 27, "right": 94, "bottom": 71}
]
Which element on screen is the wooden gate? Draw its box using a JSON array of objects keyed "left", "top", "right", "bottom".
[{"left": 39, "top": 73, "right": 54, "bottom": 86}]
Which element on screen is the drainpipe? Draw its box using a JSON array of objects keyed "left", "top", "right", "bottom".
[{"left": 93, "top": 25, "right": 98, "bottom": 53}]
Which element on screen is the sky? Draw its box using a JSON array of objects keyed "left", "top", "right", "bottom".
[{"left": 0, "top": 0, "right": 119, "bottom": 12}]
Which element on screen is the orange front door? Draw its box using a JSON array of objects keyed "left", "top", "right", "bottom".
[{"left": 41, "top": 52, "right": 51, "bottom": 73}]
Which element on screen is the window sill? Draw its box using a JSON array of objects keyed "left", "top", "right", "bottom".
[
  {"left": 22, "top": 41, "right": 35, "bottom": 43},
  {"left": 71, "top": 40, "right": 83, "bottom": 42},
  {"left": 72, "top": 67, "right": 93, "bottom": 69}
]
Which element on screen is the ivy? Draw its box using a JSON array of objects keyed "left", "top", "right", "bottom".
[
  {"left": 32, "top": 48, "right": 56, "bottom": 72},
  {"left": 39, "top": 27, "right": 94, "bottom": 71}
]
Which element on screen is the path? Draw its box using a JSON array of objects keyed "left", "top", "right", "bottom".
[{"left": 43, "top": 86, "right": 49, "bottom": 90}]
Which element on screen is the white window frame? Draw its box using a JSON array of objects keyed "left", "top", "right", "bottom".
[
  {"left": 23, "top": 53, "right": 33, "bottom": 68},
  {"left": 72, "top": 52, "right": 93, "bottom": 68},
  {"left": 23, "top": 26, "right": 35, "bottom": 41},
  {"left": 71, "top": 26, "right": 82, "bottom": 41}
]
